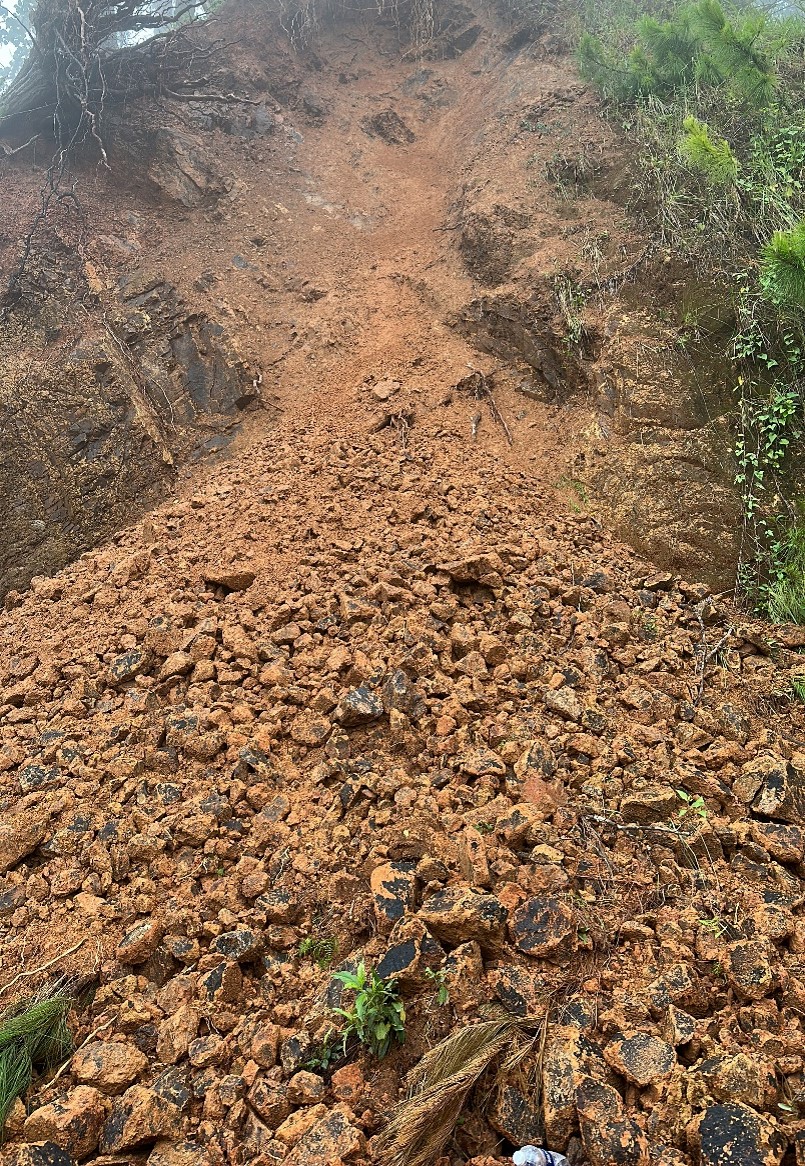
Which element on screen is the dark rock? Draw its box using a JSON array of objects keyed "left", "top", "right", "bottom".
[
  {"left": 370, "top": 860, "right": 417, "bottom": 932},
  {"left": 109, "top": 649, "right": 153, "bottom": 686},
  {"left": 256, "top": 889, "right": 299, "bottom": 923},
  {"left": 575, "top": 1077, "right": 650, "bottom": 1165},
  {"left": 282, "top": 1105, "right": 366, "bottom": 1165},
  {"left": 510, "top": 896, "right": 577, "bottom": 959},
  {"left": 726, "top": 940, "right": 775, "bottom": 1000},
  {"left": 382, "top": 669, "right": 421, "bottom": 719},
  {"left": 335, "top": 686, "right": 384, "bottom": 726},
  {"left": 489, "top": 964, "right": 541, "bottom": 1017},
  {"left": 23, "top": 1088, "right": 108, "bottom": 1158},
  {"left": 210, "top": 928, "right": 262, "bottom": 962},
  {"left": 152, "top": 1067, "right": 191, "bottom": 1111},
  {"left": 280, "top": 1032, "right": 313, "bottom": 1075},
  {"left": 0, "top": 1146, "right": 73, "bottom": 1166},
  {"left": 621, "top": 786, "right": 679, "bottom": 825},
  {"left": 419, "top": 886, "right": 507, "bottom": 952},
  {"left": 488, "top": 1082, "right": 544, "bottom": 1146},
  {"left": 688, "top": 1102, "right": 784, "bottom": 1166},
  {"left": 604, "top": 1033, "right": 675, "bottom": 1086},
  {"left": 116, "top": 919, "right": 163, "bottom": 964},
  {"left": 100, "top": 1085, "right": 181, "bottom": 1152},
  {"left": 197, "top": 961, "right": 242, "bottom": 1004},
  {"left": 18, "top": 763, "right": 61, "bottom": 792},
  {"left": 375, "top": 917, "right": 445, "bottom": 989},
  {"left": 750, "top": 821, "right": 805, "bottom": 864},
  {"left": 247, "top": 1078, "right": 291, "bottom": 1127},
  {"left": 737, "top": 755, "right": 805, "bottom": 823},
  {"left": 663, "top": 1005, "right": 696, "bottom": 1047},
  {"left": 361, "top": 110, "right": 415, "bottom": 145},
  {"left": 697, "top": 1053, "right": 778, "bottom": 1110}
]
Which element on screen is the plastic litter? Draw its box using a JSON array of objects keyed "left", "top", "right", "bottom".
[{"left": 512, "top": 1149, "right": 569, "bottom": 1166}]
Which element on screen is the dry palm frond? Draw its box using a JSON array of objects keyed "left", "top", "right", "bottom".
[
  {"left": 0, "top": 988, "right": 73, "bottom": 1139},
  {"left": 378, "top": 1018, "right": 523, "bottom": 1166}
]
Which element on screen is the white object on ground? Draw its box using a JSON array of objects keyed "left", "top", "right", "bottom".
[{"left": 512, "top": 1148, "right": 569, "bottom": 1166}]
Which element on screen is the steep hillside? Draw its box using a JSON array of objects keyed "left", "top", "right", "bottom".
[{"left": 0, "top": 4, "right": 804, "bottom": 1166}]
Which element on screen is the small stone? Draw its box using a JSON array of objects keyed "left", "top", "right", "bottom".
[
  {"left": 543, "top": 687, "right": 582, "bottom": 722},
  {"left": 247, "top": 1078, "right": 291, "bottom": 1127},
  {"left": 460, "top": 748, "right": 507, "bottom": 779},
  {"left": 370, "top": 861, "right": 417, "bottom": 933},
  {"left": 737, "top": 754, "right": 805, "bottom": 823},
  {"left": 109, "top": 649, "right": 153, "bottom": 686},
  {"left": 604, "top": 1033, "right": 675, "bottom": 1087},
  {"left": 290, "top": 712, "right": 330, "bottom": 746},
  {"left": 382, "top": 670, "right": 421, "bottom": 719},
  {"left": 510, "top": 896, "right": 576, "bottom": 959},
  {"left": 488, "top": 1083, "right": 544, "bottom": 1146},
  {"left": 287, "top": 1071, "right": 325, "bottom": 1105},
  {"left": 662, "top": 1005, "right": 696, "bottom": 1047},
  {"left": 375, "top": 917, "right": 445, "bottom": 989},
  {"left": 156, "top": 1005, "right": 200, "bottom": 1065},
  {"left": 255, "top": 890, "right": 299, "bottom": 924},
  {"left": 620, "top": 786, "right": 679, "bottom": 825},
  {"left": 250, "top": 1022, "right": 281, "bottom": 1068},
  {"left": 158, "top": 653, "right": 193, "bottom": 681},
  {"left": 419, "top": 886, "right": 507, "bottom": 953},
  {"left": 335, "top": 686, "right": 384, "bottom": 726},
  {"left": 726, "top": 940, "right": 775, "bottom": 1000},
  {"left": 72, "top": 1041, "right": 148, "bottom": 1094},
  {"left": 117, "top": 919, "right": 163, "bottom": 964},
  {"left": 24, "top": 1086, "right": 109, "bottom": 1158},
  {"left": 276, "top": 1104, "right": 328, "bottom": 1147},
  {"left": 330, "top": 1063, "right": 364, "bottom": 1104},
  {"left": 203, "top": 567, "right": 255, "bottom": 592},
  {"left": 688, "top": 1102, "right": 784, "bottom": 1166},
  {"left": 100, "top": 1085, "right": 181, "bottom": 1152},
  {"left": 18, "top": 764, "right": 61, "bottom": 793},
  {"left": 147, "top": 1141, "right": 212, "bottom": 1166},
  {"left": 0, "top": 812, "right": 49, "bottom": 872},
  {"left": 210, "top": 928, "right": 262, "bottom": 962}
]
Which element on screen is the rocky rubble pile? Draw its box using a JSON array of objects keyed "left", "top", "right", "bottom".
[{"left": 0, "top": 419, "right": 804, "bottom": 1166}]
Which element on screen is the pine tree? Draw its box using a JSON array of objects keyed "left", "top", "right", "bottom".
[
  {"left": 679, "top": 116, "right": 738, "bottom": 185},
  {"left": 761, "top": 222, "right": 805, "bottom": 310}
]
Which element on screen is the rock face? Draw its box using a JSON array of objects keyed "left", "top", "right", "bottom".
[{"left": 0, "top": 274, "right": 256, "bottom": 599}]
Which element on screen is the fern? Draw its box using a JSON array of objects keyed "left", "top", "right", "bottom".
[
  {"left": 679, "top": 116, "right": 738, "bottom": 186},
  {"left": 761, "top": 222, "right": 805, "bottom": 310}
]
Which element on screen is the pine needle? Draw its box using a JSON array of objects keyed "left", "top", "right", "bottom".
[
  {"left": 0, "top": 990, "right": 73, "bottom": 1140},
  {"left": 377, "top": 1019, "right": 518, "bottom": 1166}
]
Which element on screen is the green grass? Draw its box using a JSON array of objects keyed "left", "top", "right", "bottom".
[{"left": 0, "top": 993, "right": 72, "bottom": 1137}]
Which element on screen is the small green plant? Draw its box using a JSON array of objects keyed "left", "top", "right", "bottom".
[
  {"left": 425, "top": 967, "right": 450, "bottom": 1006},
  {"left": 0, "top": 992, "right": 73, "bottom": 1137},
  {"left": 699, "top": 915, "right": 729, "bottom": 937},
  {"left": 554, "top": 274, "right": 587, "bottom": 350},
  {"left": 679, "top": 116, "right": 737, "bottom": 186},
  {"left": 676, "top": 789, "right": 708, "bottom": 820},
  {"left": 473, "top": 821, "right": 495, "bottom": 836},
  {"left": 303, "top": 1033, "right": 339, "bottom": 1072},
  {"left": 791, "top": 676, "right": 805, "bottom": 701},
  {"left": 761, "top": 222, "right": 805, "bottom": 310},
  {"left": 332, "top": 962, "right": 406, "bottom": 1059},
  {"left": 299, "top": 936, "right": 338, "bottom": 970}
]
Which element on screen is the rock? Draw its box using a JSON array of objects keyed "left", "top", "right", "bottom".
[
  {"left": 0, "top": 811, "right": 49, "bottom": 872},
  {"left": 736, "top": 755, "right": 805, "bottom": 823},
  {"left": 419, "top": 886, "right": 507, "bottom": 952},
  {"left": 276, "top": 1104, "right": 328, "bottom": 1147},
  {"left": 604, "top": 1033, "right": 675, "bottom": 1086},
  {"left": 100, "top": 1085, "right": 181, "bottom": 1152},
  {"left": 375, "top": 917, "right": 445, "bottom": 989},
  {"left": 688, "top": 1103, "right": 784, "bottom": 1166},
  {"left": 256, "top": 889, "right": 299, "bottom": 924},
  {"left": 282, "top": 1105, "right": 366, "bottom": 1166},
  {"left": 331, "top": 1063, "right": 364, "bottom": 1104},
  {"left": 697, "top": 1053, "right": 778, "bottom": 1110},
  {"left": 620, "top": 786, "right": 679, "bottom": 825},
  {"left": 247, "top": 1078, "right": 291, "bottom": 1127},
  {"left": 158, "top": 652, "right": 193, "bottom": 680},
  {"left": 488, "top": 1082, "right": 544, "bottom": 1146},
  {"left": 543, "top": 687, "right": 582, "bottom": 722},
  {"left": 290, "top": 712, "right": 331, "bottom": 746},
  {"left": 210, "top": 928, "right": 262, "bottom": 962},
  {"left": 750, "top": 821, "right": 805, "bottom": 863},
  {"left": 460, "top": 748, "right": 507, "bottom": 779},
  {"left": 510, "top": 897, "right": 576, "bottom": 959},
  {"left": 72, "top": 1041, "right": 149, "bottom": 1094},
  {"left": 726, "top": 940, "right": 775, "bottom": 1000},
  {"left": 287, "top": 1071, "right": 326, "bottom": 1105},
  {"left": 156, "top": 1005, "right": 200, "bottom": 1064},
  {"left": 382, "top": 670, "right": 421, "bottom": 719},
  {"left": 18, "top": 764, "right": 61, "bottom": 792},
  {"left": 439, "top": 552, "right": 506, "bottom": 588},
  {"left": 663, "top": 1005, "right": 696, "bottom": 1047},
  {"left": 24, "top": 1087, "right": 109, "bottom": 1158},
  {"left": 202, "top": 566, "right": 255, "bottom": 592},
  {"left": 147, "top": 1141, "right": 212, "bottom": 1166},
  {"left": 109, "top": 649, "right": 153, "bottom": 686},
  {"left": 575, "top": 1077, "right": 650, "bottom": 1166},
  {"left": 117, "top": 919, "right": 163, "bottom": 964},
  {"left": 249, "top": 1022, "right": 282, "bottom": 1068},
  {"left": 370, "top": 861, "right": 417, "bottom": 933},
  {"left": 0, "top": 1146, "right": 73, "bottom": 1166},
  {"left": 489, "top": 965, "right": 542, "bottom": 1017},
  {"left": 335, "top": 686, "right": 384, "bottom": 726}
]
